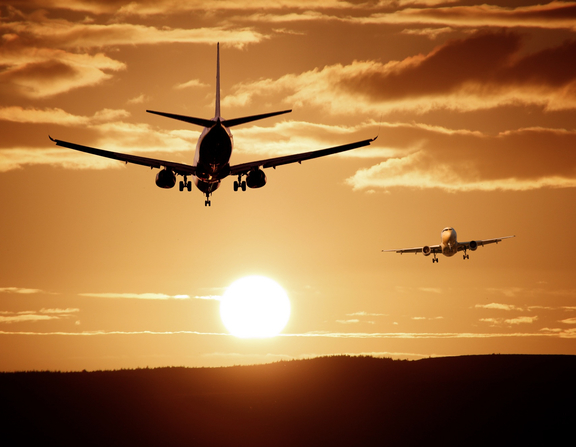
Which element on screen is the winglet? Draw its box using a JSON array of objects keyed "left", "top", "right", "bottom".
[
  {"left": 215, "top": 42, "right": 221, "bottom": 120},
  {"left": 49, "top": 135, "right": 55, "bottom": 142}
]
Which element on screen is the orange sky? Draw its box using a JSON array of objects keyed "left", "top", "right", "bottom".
[{"left": 1, "top": 0, "right": 575, "bottom": 371}]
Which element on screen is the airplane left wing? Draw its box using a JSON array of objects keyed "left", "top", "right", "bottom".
[
  {"left": 49, "top": 137, "right": 196, "bottom": 176},
  {"left": 382, "top": 245, "right": 442, "bottom": 255},
  {"left": 457, "top": 235, "right": 515, "bottom": 251},
  {"left": 229, "top": 137, "right": 376, "bottom": 176}
]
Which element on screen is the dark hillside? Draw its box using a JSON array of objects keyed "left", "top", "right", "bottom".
[{"left": 1, "top": 355, "right": 574, "bottom": 446}]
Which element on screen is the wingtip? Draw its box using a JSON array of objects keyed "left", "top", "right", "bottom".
[{"left": 49, "top": 135, "right": 55, "bottom": 142}]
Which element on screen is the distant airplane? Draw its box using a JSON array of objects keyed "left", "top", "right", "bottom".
[
  {"left": 382, "top": 227, "right": 515, "bottom": 263},
  {"left": 50, "top": 43, "right": 375, "bottom": 206}
]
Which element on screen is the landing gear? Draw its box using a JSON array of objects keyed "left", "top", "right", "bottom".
[
  {"left": 233, "top": 175, "right": 246, "bottom": 192},
  {"left": 204, "top": 192, "right": 211, "bottom": 207},
  {"left": 432, "top": 254, "right": 438, "bottom": 263},
  {"left": 463, "top": 250, "right": 469, "bottom": 260},
  {"left": 179, "top": 176, "right": 192, "bottom": 192}
]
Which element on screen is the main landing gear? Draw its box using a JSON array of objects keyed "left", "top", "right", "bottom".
[
  {"left": 233, "top": 174, "right": 246, "bottom": 192},
  {"left": 463, "top": 251, "right": 470, "bottom": 260},
  {"left": 179, "top": 176, "right": 192, "bottom": 192},
  {"left": 432, "top": 254, "right": 438, "bottom": 263}
]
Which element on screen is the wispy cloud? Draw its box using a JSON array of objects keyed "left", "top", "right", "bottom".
[
  {"left": 480, "top": 316, "right": 538, "bottom": 326},
  {"left": 174, "top": 79, "right": 209, "bottom": 90},
  {"left": 419, "top": 287, "right": 442, "bottom": 294},
  {"left": 2, "top": 328, "right": 575, "bottom": 338},
  {"left": 0, "top": 107, "right": 130, "bottom": 125},
  {"left": 0, "top": 287, "right": 47, "bottom": 294},
  {"left": 560, "top": 317, "right": 576, "bottom": 324},
  {"left": 357, "top": 2, "right": 576, "bottom": 31},
  {"left": 78, "top": 292, "right": 219, "bottom": 300},
  {"left": 0, "top": 308, "right": 79, "bottom": 324},
  {"left": 223, "top": 32, "right": 576, "bottom": 115},
  {"left": 336, "top": 319, "right": 360, "bottom": 324},
  {"left": 347, "top": 311, "right": 387, "bottom": 317},
  {"left": 475, "top": 303, "right": 519, "bottom": 311},
  {"left": 0, "top": 10, "right": 263, "bottom": 98}
]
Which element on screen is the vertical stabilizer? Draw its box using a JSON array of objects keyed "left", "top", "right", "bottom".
[{"left": 215, "top": 43, "right": 221, "bottom": 120}]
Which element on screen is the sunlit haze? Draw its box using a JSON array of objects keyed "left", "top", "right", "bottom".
[{"left": 1, "top": 0, "right": 576, "bottom": 371}]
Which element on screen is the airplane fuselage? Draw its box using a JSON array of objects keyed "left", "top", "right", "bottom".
[
  {"left": 440, "top": 227, "right": 458, "bottom": 257},
  {"left": 193, "top": 120, "right": 234, "bottom": 194}
]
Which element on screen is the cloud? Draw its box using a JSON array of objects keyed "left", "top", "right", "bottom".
[
  {"left": 359, "top": 2, "right": 576, "bottom": 31},
  {"left": 400, "top": 27, "right": 453, "bottom": 40},
  {"left": 78, "top": 292, "right": 220, "bottom": 300},
  {"left": 2, "top": 328, "right": 574, "bottom": 338},
  {"left": 347, "top": 311, "right": 387, "bottom": 316},
  {"left": 0, "top": 308, "right": 79, "bottom": 324},
  {"left": 505, "top": 316, "right": 538, "bottom": 325},
  {"left": 79, "top": 292, "right": 193, "bottom": 300},
  {"left": 419, "top": 287, "right": 442, "bottom": 294},
  {"left": 0, "top": 106, "right": 130, "bottom": 125},
  {"left": 174, "top": 79, "right": 209, "bottom": 90},
  {"left": 17, "top": 1, "right": 453, "bottom": 17},
  {"left": 560, "top": 317, "right": 576, "bottom": 324},
  {"left": 347, "top": 126, "right": 576, "bottom": 193},
  {"left": 480, "top": 316, "right": 538, "bottom": 326},
  {"left": 0, "top": 287, "right": 46, "bottom": 294},
  {"left": 127, "top": 94, "right": 149, "bottom": 104},
  {"left": 223, "top": 31, "right": 576, "bottom": 114},
  {"left": 0, "top": 11, "right": 263, "bottom": 98},
  {"left": 336, "top": 319, "right": 360, "bottom": 324},
  {"left": 476, "top": 303, "right": 519, "bottom": 311}
]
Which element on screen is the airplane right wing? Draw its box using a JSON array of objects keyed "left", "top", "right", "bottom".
[
  {"left": 457, "top": 235, "right": 515, "bottom": 251},
  {"left": 382, "top": 245, "right": 441, "bottom": 255},
  {"left": 229, "top": 137, "right": 376, "bottom": 176}
]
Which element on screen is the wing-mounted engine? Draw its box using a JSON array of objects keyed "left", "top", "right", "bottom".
[
  {"left": 422, "top": 246, "right": 432, "bottom": 256},
  {"left": 469, "top": 240, "right": 478, "bottom": 251},
  {"left": 155, "top": 168, "right": 176, "bottom": 189},
  {"left": 246, "top": 168, "right": 267, "bottom": 189}
]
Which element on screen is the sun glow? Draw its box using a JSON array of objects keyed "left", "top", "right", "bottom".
[{"left": 220, "top": 276, "right": 291, "bottom": 338}]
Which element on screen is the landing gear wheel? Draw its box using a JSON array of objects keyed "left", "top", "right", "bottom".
[
  {"left": 179, "top": 181, "right": 184, "bottom": 191},
  {"left": 186, "top": 181, "right": 192, "bottom": 191},
  {"left": 241, "top": 181, "right": 246, "bottom": 191},
  {"left": 234, "top": 181, "right": 239, "bottom": 192}
]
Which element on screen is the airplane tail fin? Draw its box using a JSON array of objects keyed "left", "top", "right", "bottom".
[
  {"left": 215, "top": 42, "right": 221, "bottom": 120},
  {"left": 147, "top": 43, "right": 292, "bottom": 128}
]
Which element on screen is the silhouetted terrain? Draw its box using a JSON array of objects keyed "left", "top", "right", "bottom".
[{"left": 1, "top": 355, "right": 574, "bottom": 446}]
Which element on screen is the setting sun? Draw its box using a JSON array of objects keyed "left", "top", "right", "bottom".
[{"left": 219, "top": 276, "right": 291, "bottom": 338}]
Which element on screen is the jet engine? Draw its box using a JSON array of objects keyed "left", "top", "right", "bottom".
[
  {"left": 155, "top": 168, "right": 176, "bottom": 189},
  {"left": 422, "top": 246, "right": 432, "bottom": 256},
  {"left": 246, "top": 168, "right": 267, "bottom": 189},
  {"left": 469, "top": 240, "right": 478, "bottom": 251}
]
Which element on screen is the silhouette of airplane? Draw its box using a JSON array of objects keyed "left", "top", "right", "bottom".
[
  {"left": 50, "top": 43, "right": 376, "bottom": 206},
  {"left": 382, "top": 227, "right": 515, "bottom": 263}
]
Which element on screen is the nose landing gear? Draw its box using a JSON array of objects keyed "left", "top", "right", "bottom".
[{"left": 205, "top": 192, "right": 211, "bottom": 206}]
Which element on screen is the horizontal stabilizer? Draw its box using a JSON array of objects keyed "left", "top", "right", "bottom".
[
  {"left": 146, "top": 110, "right": 215, "bottom": 128},
  {"left": 223, "top": 109, "right": 292, "bottom": 127}
]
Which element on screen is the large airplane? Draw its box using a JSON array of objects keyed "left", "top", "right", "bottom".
[
  {"left": 382, "top": 227, "right": 515, "bottom": 263},
  {"left": 50, "top": 43, "right": 376, "bottom": 206}
]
